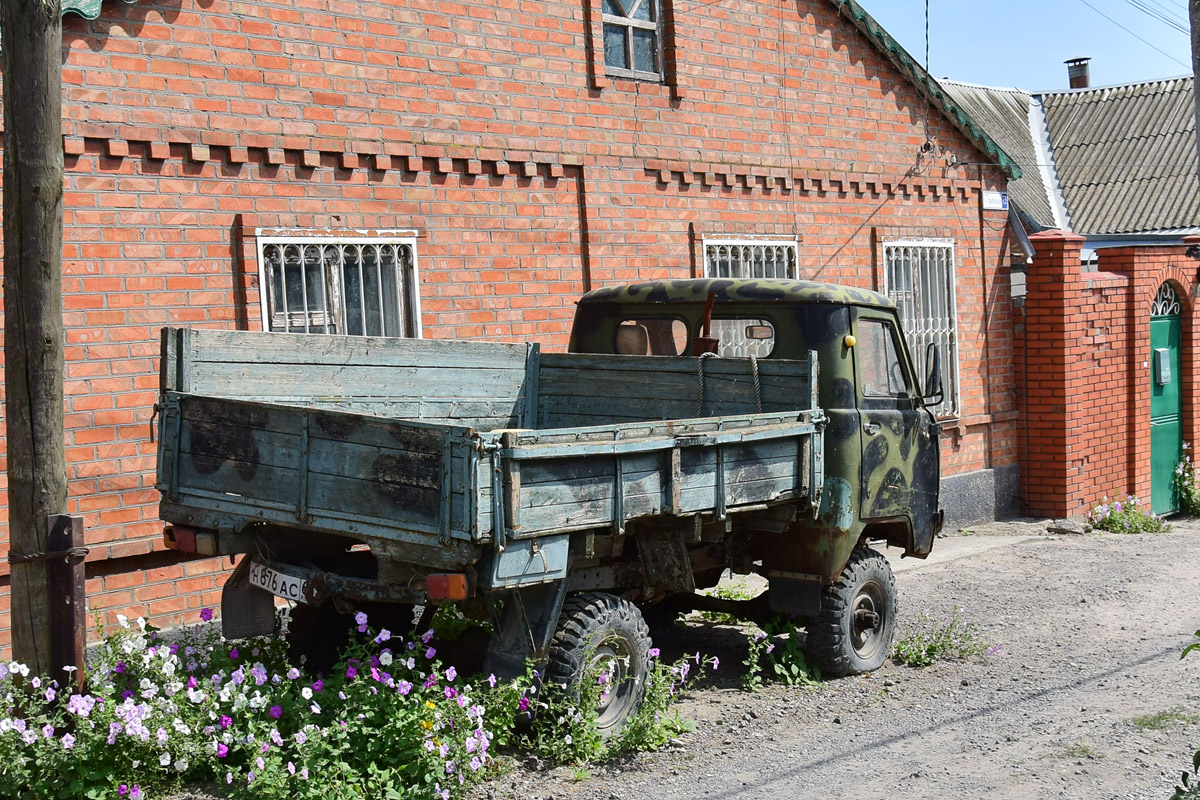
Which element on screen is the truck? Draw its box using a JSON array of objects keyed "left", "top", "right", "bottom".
[{"left": 155, "top": 278, "right": 943, "bottom": 734}]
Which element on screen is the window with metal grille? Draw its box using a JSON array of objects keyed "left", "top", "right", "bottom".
[
  {"left": 602, "top": 0, "right": 663, "bottom": 81},
  {"left": 703, "top": 239, "right": 798, "bottom": 280},
  {"left": 256, "top": 235, "right": 421, "bottom": 338},
  {"left": 882, "top": 239, "right": 960, "bottom": 417}
]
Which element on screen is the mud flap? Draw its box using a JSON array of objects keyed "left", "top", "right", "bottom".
[
  {"left": 482, "top": 580, "right": 568, "bottom": 682},
  {"left": 221, "top": 557, "right": 278, "bottom": 640}
]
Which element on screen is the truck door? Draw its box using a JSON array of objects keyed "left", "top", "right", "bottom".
[{"left": 852, "top": 312, "right": 939, "bottom": 554}]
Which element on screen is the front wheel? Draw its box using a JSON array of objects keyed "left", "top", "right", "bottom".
[
  {"left": 804, "top": 545, "right": 897, "bottom": 677},
  {"left": 545, "top": 592, "right": 652, "bottom": 737}
]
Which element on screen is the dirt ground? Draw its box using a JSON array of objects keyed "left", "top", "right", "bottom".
[{"left": 473, "top": 519, "right": 1200, "bottom": 800}]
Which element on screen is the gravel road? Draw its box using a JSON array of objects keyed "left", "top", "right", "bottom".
[{"left": 476, "top": 520, "right": 1200, "bottom": 800}]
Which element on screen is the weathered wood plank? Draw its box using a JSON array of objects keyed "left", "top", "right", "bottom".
[{"left": 183, "top": 328, "right": 530, "bottom": 370}]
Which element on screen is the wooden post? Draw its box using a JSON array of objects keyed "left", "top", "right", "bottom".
[
  {"left": 2, "top": 0, "right": 69, "bottom": 675},
  {"left": 1192, "top": 1, "right": 1200, "bottom": 176},
  {"left": 46, "top": 515, "right": 87, "bottom": 692}
]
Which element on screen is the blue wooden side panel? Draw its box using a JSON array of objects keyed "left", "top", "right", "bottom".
[
  {"left": 156, "top": 392, "right": 483, "bottom": 547},
  {"left": 536, "top": 353, "right": 813, "bottom": 428},
  {"left": 161, "top": 327, "right": 536, "bottom": 430}
]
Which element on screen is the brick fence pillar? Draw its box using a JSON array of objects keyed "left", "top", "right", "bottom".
[{"left": 1020, "top": 230, "right": 1085, "bottom": 517}]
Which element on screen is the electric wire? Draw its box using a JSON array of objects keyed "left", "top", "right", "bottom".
[
  {"left": 1074, "top": 0, "right": 1190, "bottom": 68},
  {"left": 1123, "top": 0, "right": 1189, "bottom": 34}
]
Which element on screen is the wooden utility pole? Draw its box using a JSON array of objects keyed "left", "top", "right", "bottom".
[
  {"left": 2, "top": 0, "right": 69, "bottom": 675},
  {"left": 1193, "top": 1, "right": 1200, "bottom": 174}
]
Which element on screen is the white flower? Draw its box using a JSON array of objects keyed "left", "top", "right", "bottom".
[
  {"left": 301, "top": 687, "right": 313, "bottom": 700},
  {"left": 160, "top": 752, "right": 172, "bottom": 766},
  {"left": 175, "top": 758, "right": 189, "bottom": 772},
  {"left": 136, "top": 617, "right": 147, "bottom": 631},
  {"left": 116, "top": 614, "right": 129, "bottom": 629},
  {"left": 379, "top": 652, "right": 393, "bottom": 666}
]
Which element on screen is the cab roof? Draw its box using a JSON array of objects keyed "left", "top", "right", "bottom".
[{"left": 577, "top": 278, "right": 896, "bottom": 310}]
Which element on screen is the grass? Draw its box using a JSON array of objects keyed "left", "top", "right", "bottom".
[
  {"left": 1131, "top": 708, "right": 1200, "bottom": 730},
  {"left": 1056, "top": 742, "right": 1105, "bottom": 760},
  {"left": 891, "top": 607, "right": 994, "bottom": 668}
]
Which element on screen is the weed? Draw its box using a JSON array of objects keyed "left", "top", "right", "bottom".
[
  {"left": 1087, "top": 494, "right": 1169, "bottom": 533},
  {"left": 569, "top": 766, "right": 591, "bottom": 782},
  {"left": 1056, "top": 742, "right": 1104, "bottom": 760},
  {"left": 1176, "top": 444, "right": 1200, "bottom": 516},
  {"left": 891, "top": 607, "right": 993, "bottom": 668},
  {"left": 1131, "top": 708, "right": 1200, "bottom": 730},
  {"left": 742, "top": 618, "right": 821, "bottom": 690}
]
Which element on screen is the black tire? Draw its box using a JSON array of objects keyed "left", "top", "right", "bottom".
[
  {"left": 804, "top": 545, "right": 897, "bottom": 677},
  {"left": 545, "top": 592, "right": 652, "bottom": 737}
]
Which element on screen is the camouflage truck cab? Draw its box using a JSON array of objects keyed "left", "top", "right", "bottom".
[{"left": 569, "top": 278, "right": 943, "bottom": 589}]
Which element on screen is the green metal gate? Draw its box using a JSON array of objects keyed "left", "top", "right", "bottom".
[{"left": 1150, "top": 284, "right": 1182, "bottom": 514}]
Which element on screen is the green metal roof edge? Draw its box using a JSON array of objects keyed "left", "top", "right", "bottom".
[
  {"left": 830, "top": 0, "right": 1023, "bottom": 180},
  {"left": 63, "top": 0, "right": 105, "bottom": 20}
]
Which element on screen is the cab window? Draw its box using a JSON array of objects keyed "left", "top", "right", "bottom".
[
  {"left": 857, "top": 319, "right": 910, "bottom": 397},
  {"left": 711, "top": 318, "right": 775, "bottom": 358},
  {"left": 615, "top": 318, "right": 690, "bottom": 355}
]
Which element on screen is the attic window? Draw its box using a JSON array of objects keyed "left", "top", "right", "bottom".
[{"left": 602, "top": 0, "right": 663, "bottom": 81}]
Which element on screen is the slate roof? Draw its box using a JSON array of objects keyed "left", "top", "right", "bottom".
[
  {"left": 1039, "top": 77, "right": 1199, "bottom": 236},
  {"left": 941, "top": 76, "right": 1199, "bottom": 238},
  {"left": 939, "top": 81, "right": 1056, "bottom": 227}
]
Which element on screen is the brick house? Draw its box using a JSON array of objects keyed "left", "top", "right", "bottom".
[
  {"left": 0, "top": 0, "right": 1023, "bottom": 651},
  {"left": 942, "top": 71, "right": 1200, "bottom": 517}
]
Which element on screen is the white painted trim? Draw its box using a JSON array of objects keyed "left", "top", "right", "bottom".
[{"left": 1028, "top": 96, "right": 1072, "bottom": 231}]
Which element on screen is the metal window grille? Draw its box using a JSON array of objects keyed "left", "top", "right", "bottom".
[
  {"left": 703, "top": 239, "right": 798, "bottom": 280},
  {"left": 256, "top": 235, "right": 421, "bottom": 338},
  {"left": 882, "top": 239, "right": 960, "bottom": 418},
  {"left": 1152, "top": 283, "right": 1180, "bottom": 316},
  {"left": 602, "top": 0, "right": 663, "bottom": 81}
]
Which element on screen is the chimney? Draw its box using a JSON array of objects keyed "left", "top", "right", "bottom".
[{"left": 1065, "top": 57, "right": 1091, "bottom": 89}]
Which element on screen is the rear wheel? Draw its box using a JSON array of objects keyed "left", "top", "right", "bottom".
[
  {"left": 545, "top": 592, "right": 652, "bottom": 737},
  {"left": 804, "top": 545, "right": 897, "bottom": 677}
]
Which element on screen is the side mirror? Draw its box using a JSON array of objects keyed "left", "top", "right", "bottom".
[{"left": 923, "top": 343, "right": 944, "bottom": 406}]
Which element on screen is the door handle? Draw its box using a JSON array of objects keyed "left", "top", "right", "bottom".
[{"left": 863, "top": 422, "right": 880, "bottom": 435}]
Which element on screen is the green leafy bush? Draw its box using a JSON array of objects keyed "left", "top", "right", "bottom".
[
  {"left": 742, "top": 618, "right": 820, "bottom": 690},
  {"left": 1173, "top": 631, "right": 1200, "bottom": 800},
  {"left": 891, "top": 607, "right": 995, "bottom": 668},
  {"left": 1176, "top": 445, "right": 1200, "bottom": 515},
  {"left": 0, "top": 607, "right": 705, "bottom": 798},
  {"left": 1086, "top": 494, "right": 1169, "bottom": 533}
]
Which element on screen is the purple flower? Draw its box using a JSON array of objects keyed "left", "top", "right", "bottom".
[
  {"left": 487, "top": 674, "right": 497, "bottom": 688},
  {"left": 648, "top": 647, "right": 661, "bottom": 658},
  {"left": 200, "top": 608, "right": 214, "bottom": 622},
  {"left": 62, "top": 733, "right": 75, "bottom": 749},
  {"left": 187, "top": 676, "right": 197, "bottom": 689},
  {"left": 42, "top": 724, "right": 54, "bottom": 738},
  {"left": 346, "top": 665, "right": 358, "bottom": 680},
  {"left": 114, "top": 661, "right": 127, "bottom": 674},
  {"left": 118, "top": 786, "right": 129, "bottom": 797},
  {"left": 425, "top": 647, "right": 436, "bottom": 660},
  {"left": 518, "top": 696, "right": 530, "bottom": 712},
  {"left": 446, "top": 666, "right": 457, "bottom": 682},
  {"left": 375, "top": 628, "right": 391, "bottom": 644},
  {"left": 444, "top": 686, "right": 457, "bottom": 699},
  {"left": 712, "top": 657, "right": 719, "bottom": 670},
  {"left": 422, "top": 629, "right": 435, "bottom": 644},
  {"left": 229, "top": 648, "right": 239, "bottom": 660},
  {"left": 216, "top": 743, "right": 229, "bottom": 758},
  {"left": 312, "top": 680, "right": 324, "bottom": 693},
  {"left": 355, "top": 611, "right": 369, "bottom": 633},
  {"left": 397, "top": 680, "right": 413, "bottom": 695},
  {"left": 219, "top": 715, "right": 233, "bottom": 729},
  {"left": 269, "top": 705, "right": 283, "bottom": 719}
]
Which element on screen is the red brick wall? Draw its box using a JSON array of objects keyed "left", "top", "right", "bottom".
[
  {"left": 1017, "top": 231, "right": 1198, "bottom": 517},
  {"left": 0, "top": 0, "right": 1017, "bottom": 653}
]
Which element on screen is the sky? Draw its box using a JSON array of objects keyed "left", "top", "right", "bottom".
[{"left": 859, "top": 0, "right": 1193, "bottom": 91}]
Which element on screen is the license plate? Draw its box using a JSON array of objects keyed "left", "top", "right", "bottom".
[{"left": 248, "top": 561, "right": 309, "bottom": 603}]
